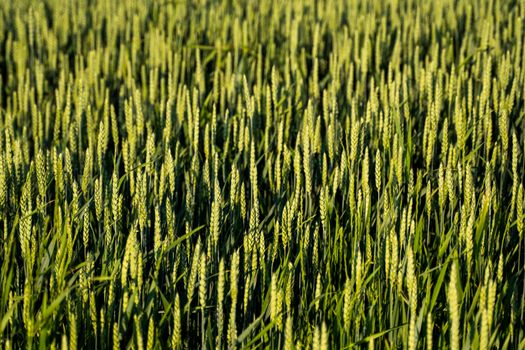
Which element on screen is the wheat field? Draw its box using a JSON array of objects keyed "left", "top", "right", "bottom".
[{"left": 0, "top": 0, "right": 524, "bottom": 349}]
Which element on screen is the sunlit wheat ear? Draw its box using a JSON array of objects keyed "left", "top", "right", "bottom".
[
  {"left": 400, "top": 208, "right": 407, "bottom": 247},
  {"left": 518, "top": 184, "right": 523, "bottom": 239},
  {"left": 270, "top": 273, "right": 279, "bottom": 329},
  {"left": 20, "top": 174, "right": 32, "bottom": 266},
  {"left": 61, "top": 335, "right": 68, "bottom": 350},
  {"left": 134, "top": 315, "right": 144, "bottom": 350},
  {"left": 23, "top": 277, "right": 33, "bottom": 337},
  {"left": 199, "top": 252, "right": 206, "bottom": 310},
  {"left": 389, "top": 228, "right": 398, "bottom": 289},
  {"left": 343, "top": 278, "right": 352, "bottom": 331},
  {"left": 313, "top": 324, "right": 320, "bottom": 350},
  {"left": 172, "top": 294, "right": 181, "bottom": 349},
  {"left": 147, "top": 318, "right": 155, "bottom": 350},
  {"left": 425, "top": 180, "right": 432, "bottom": 218},
  {"left": 319, "top": 187, "right": 328, "bottom": 236},
  {"left": 284, "top": 315, "right": 293, "bottom": 350},
  {"left": 240, "top": 182, "right": 247, "bottom": 220},
  {"left": 446, "top": 155, "right": 455, "bottom": 206},
  {"left": 68, "top": 312, "right": 77, "bottom": 350},
  {"left": 448, "top": 261, "right": 460, "bottom": 350},
  {"left": 375, "top": 150, "right": 382, "bottom": 194},
  {"left": 303, "top": 108, "right": 312, "bottom": 196},
  {"left": 228, "top": 251, "right": 240, "bottom": 346},
  {"left": 442, "top": 117, "right": 449, "bottom": 160},
  {"left": 94, "top": 176, "right": 103, "bottom": 222},
  {"left": 0, "top": 155, "right": 6, "bottom": 212},
  {"left": 314, "top": 273, "right": 322, "bottom": 312},
  {"left": 112, "top": 322, "right": 120, "bottom": 350},
  {"left": 407, "top": 243, "right": 417, "bottom": 350},
  {"left": 487, "top": 272, "right": 497, "bottom": 333},
  {"left": 480, "top": 263, "right": 494, "bottom": 350},
  {"left": 497, "top": 253, "right": 503, "bottom": 283},
  {"left": 427, "top": 313, "right": 433, "bottom": 350},
  {"left": 217, "top": 258, "right": 225, "bottom": 348},
  {"left": 509, "top": 140, "right": 519, "bottom": 212},
  {"left": 362, "top": 147, "right": 370, "bottom": 196},
  {"left": 320, "top": 322, "right": 328, "bottom": 350},
  {"left": 438, "top": 162, "right": 446, "bottom": 211}
]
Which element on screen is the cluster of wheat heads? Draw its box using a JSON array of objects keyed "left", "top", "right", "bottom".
[{"left": 0, "top": 0, "right": 524, "bottom": 348}]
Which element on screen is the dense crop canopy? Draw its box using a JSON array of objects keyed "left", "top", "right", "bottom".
[{"left": 0, "top": 0, "right": 524, "bottom": 349}]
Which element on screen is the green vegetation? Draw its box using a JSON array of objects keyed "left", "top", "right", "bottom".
[{"left": 0, "top": 0, "right": 524, "bottom": 348}]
